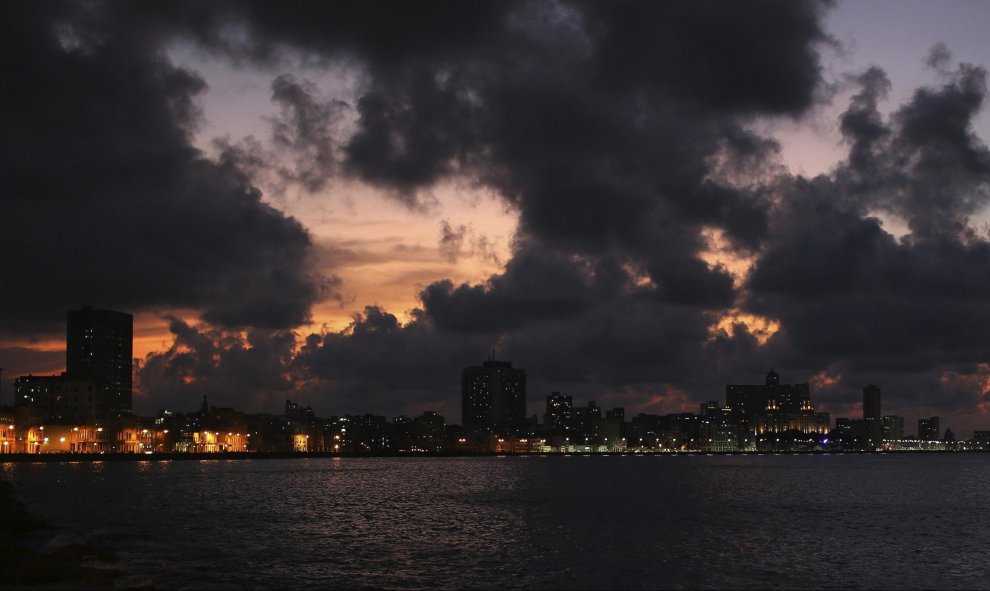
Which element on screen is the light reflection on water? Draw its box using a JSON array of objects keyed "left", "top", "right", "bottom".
[{"left": 3, "top": 454, "right": 990, "bottom": 589}]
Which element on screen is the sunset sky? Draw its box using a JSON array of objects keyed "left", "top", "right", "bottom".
[{"left": 4, "top": 0, "right": 990, "bottom": 435}]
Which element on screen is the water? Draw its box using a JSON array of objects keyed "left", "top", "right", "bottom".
[{"left": 3, "top": 454, "right": 990, "bottom": 589}]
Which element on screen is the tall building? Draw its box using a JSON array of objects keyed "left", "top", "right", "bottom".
[
  {"left": 863, "top": 384, "right": 881, "bottom": 420},
  {"left": 918, "top": 416, "right": 940, "bottom": 441},
  {"left": 544, "top": 392, "right": 573, "bottom": 434},
  {"left": 699, "top": 401, "right": 738, "bottom": 451},
  {"left": 881, "top": 415, "right": 904, "bottom": 441},
  {"left": 461, "top": 355, "right": 526, "bottom": 432},
  {"left": 66, "top": 306, "right": 133, "bottom": 414},
  {"left": 863, "top": 384, "right": 882, "bottom": 450}
]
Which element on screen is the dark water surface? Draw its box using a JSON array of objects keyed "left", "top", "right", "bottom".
[{"left": 3, "top": 454, "right": 989, "bottom": 589}]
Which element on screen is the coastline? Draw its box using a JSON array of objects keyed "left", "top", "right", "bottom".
[{"left": 1, "top": 449, "right": 987, "bottom": 463}]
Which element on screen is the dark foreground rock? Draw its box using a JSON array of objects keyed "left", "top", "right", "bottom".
[{"left": 0, "top": 479, "right": 126, "bottom": 588}]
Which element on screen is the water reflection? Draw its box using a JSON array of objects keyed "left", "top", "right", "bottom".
[{"left": 2, "top": 455, "right": 989, "bottom": 589}]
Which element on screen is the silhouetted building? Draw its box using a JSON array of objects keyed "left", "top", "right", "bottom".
[
  {"left": 285, "top": 399, "right": 315, "bottom": 421},
  {"left": 863, "top": 384, "right": 882, "bottom": 450},
  {"left": 544, "top": 392, "right": 573, "bottom": 434},
  {"left": 461, "top": 355, "right": 526, "bottom": 432},
  {"left": 413, "top": 411, "right": 446, "bottom": 451},
  {"left": 602, "top": 408, "right": 625, "bottom": 450},
  {"left": 831, "top": 417, "right": 865, "bottom": 450},
  {"left": 66, "top": 306, "right": 133, "bottom": 414},
  {"left": 863, "top": 385, "right": 881, "bottom": 419},
  {"left": 391, "top": 416, "right": 415, "bottom": 451},
  {"left": 700, "top": 401, "right": 738, "bottom": 451},
  {"left": 14, "top": 374, "right": 103, "bottom": 423},
  {"left": 727, "top": 368, "right": 809, "bottom": 415},
  {"left": 918, "top": 417, "right": 940, "bottom": 441},
  {"left": 572, "top": 401, "right": 602, "bottom": 443},
  {"left": 346, "top": 414, "right": 390, "bottom": 452},
  {"left": 12, "top": 306, "right": 132, "bottom": 423},
  {"left": 971, "top": 431, "right": 990, "bottom": 449},
  {"left": 726, "top": 369, "right": 828, "bottom": 443},
  {"left": 882, "top": 415, "right": 904, "bottom": 442}
]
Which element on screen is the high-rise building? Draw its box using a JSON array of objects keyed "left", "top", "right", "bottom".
[
  {"left": 412, "top": 411, "right": 446, "bottom": 451},
  {"left": 66, "top": 306, "right": 133, "bottom": 414},
  {"left": 863, "top": 385, "right": 881, "bottom": 420},
  {"left": 461, "top": 355, "right": 526, "bottom": 431},
  {"left": 544, "top": 392, "right": 573, "bottom": 434},
  {"left": 918, "top": 416, "right": 940, "bottom": 441},
  {"left": 881, "top": 415, "right": 904, "bottom": 441},
  {"left": 863, "top": 384, "right": 882, "bottom": 449},
  {"left": 572, "top": 401, "right": 602, "bottom": 442}
]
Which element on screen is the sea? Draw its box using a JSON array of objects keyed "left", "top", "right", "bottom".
[{"left": 3, "top": 454, "right": 989, "bottom": 589}]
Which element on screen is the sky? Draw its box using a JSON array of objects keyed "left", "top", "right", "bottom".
[{"left": 3, "top": 0, "right": 990, "bottom": 436}]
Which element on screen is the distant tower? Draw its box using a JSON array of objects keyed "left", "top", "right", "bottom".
[
  {"left": 66, "top": 306, "right": 133, "bottom": 414},
  {"left": 461, "top": 356, "right": 526, "bottom": 432},
  {"left": 863, "top": 384, "right": 881, "bottom": 420},
  {"left": 863, "top": 384, "right": 882, "bottom": 449},
  {"left": 765, "top": 368, "right": 780, "bottom": 386}
]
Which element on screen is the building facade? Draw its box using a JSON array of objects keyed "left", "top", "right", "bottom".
[
  {"left": 863, "top": 384, "right": 882, "bottom": 450},
  {"left": 66, "top": 306, "right": 133, "bottom": 414},
  {"left": 726, "top": 369, "right": 829, "bottom": 441},
  {"left": 461, "top": 356, "right": 526, "bottom": 432}
]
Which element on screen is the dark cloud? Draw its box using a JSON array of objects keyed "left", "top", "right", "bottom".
[
  {"left": 343, "top": 66, "right": 480, "bottom": 202},
  {"left": 0, "top": 1, "right": 332, "bottom": 335},
  {"left": 743, "top": 63, "right": 990, "bottom": 423},
  {"left": 137, "top": 318, "right": 298, "bottom": 413},
  {"left": 578, "top": 0, "right": 830, "bottom": 114},
  {"left": 437, "top": 220, "right": 467, "bottom": 263},
  {"left": 925, "top": 42, "right": 953, "bottom": 71},
  {"left": 292, "top": 306, "right": 491, "bottom": 417},
  {"left": 837, "top": 61, "right": 990, "bottom": 238},
  {"left": 268, "top": 74, "right": 348, "bottom": 192},
  {"left": 212, "top": 0, "right": 520, "bottom": 73},
  {"left": 421, "top": 247, "right": 621, "bottom": 333},
  {"left": 148, "top": 0, "right": 830, "bottom": 414},
  {"left": 839, "top": 67, "right": 891, "bottom": 176}
]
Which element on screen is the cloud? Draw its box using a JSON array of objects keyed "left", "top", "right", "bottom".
[
  {"left": 291, "top": 306, "right": 491, "bottom": 417},
  {"left": 0, "top": 2, "right": 332, "bottom": 336},
  {"left": 121, "top": 0, "right": 833, "bottom": 417},
  {"left": 741, "top": 63, "right": 990, "bottom": 427},
  {"left": 577, "top": 0, "right": 830, "bottom": 114},
  {"left": 436, "top": 220, "right": 503, "bottom": 266},
  {"left": 137, "top": 318, "right": 298, "bottom": 413},
  {"left": 437, "top": 220, "right": 468, "bottom": 263},
  {"left": 268, "top": 74, "right": 348, "bottom": 192}
]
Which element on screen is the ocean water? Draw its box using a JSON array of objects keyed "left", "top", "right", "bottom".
[{"left": 3, "top": 454, "right": 989, "bottom": 589}]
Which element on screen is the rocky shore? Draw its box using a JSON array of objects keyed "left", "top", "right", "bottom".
[{"left": 0, "top": 479, "right": 125, "bottom": 588}]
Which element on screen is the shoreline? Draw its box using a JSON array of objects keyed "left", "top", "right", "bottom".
[{"left": 1, "top": 449, "right": 987, "bottom": 463}]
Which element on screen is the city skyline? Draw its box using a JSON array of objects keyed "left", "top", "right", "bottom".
[
  {"left": 5, "top": 1, "right": 990, "bottom": 435},
  {"left": 2, "top": 307, "right": 974, "bottom": 449}
]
